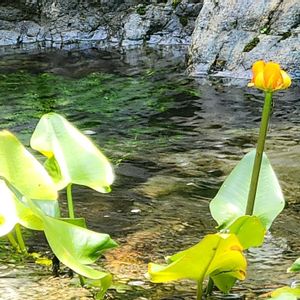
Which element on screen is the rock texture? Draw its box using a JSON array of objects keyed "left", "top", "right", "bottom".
[
  {"left": 188, "top": 0, "right": 300, "bottom": 77},
  {"left": 0, "top": 0, "right": 299, "bottom": 78},
  {"left": 0, "top": 0, "right": 202, "bottom": 49}
]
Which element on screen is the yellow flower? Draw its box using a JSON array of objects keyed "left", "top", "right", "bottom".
[{"left": 248, "top": 60, "right": 291, "bottom": 92}]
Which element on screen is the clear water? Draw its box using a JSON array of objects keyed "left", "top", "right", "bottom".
[{"left": 0, "top": 46, "right": 300, "bottom": 299}]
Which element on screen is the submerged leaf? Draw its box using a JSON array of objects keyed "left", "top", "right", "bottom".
[
  {"left": 288, "top": 258, "right": 300, "bottom": 273},
  {"left": 0, "top": 130, "right": 58, "bottom": 200},
  {"left": 30, "top": 113, "right": 114, "bottom": 192},
  {"left": 85, "top": 274, "right": 113, "bottom": 299},
  {"left": 210, "top": 149, "right": 284, "bottom": 229},
  {"left": 270, "top": 286, "right": 300, "bottom": 299},
  {"left": 147, "top": 233, "right": 246, "bottom": 293}
]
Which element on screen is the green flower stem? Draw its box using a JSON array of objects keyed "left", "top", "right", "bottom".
[
  {"left": 246, "top": 92, "right": 273, "bottom": 215},
  {"left": 7, "top": 233, "right": 19, "bottom": 250},
  {"left": 15, "top": 224, "right": 27, "bottom": 254},
  {"left": 67, "top": 183, "right": 75, "bottom": 219}
]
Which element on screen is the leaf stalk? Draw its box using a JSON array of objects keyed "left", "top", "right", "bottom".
[
  {"left": 67, "top": 183, "right": 75, "bottom": 219},
  {"left": 15, "top": 224, "right": 27, "bottom": 254},
  {"left": 197, "top": 278, "right": 203, "bottom": 300},
  {"left": 7, "top": 232, "right": 19, "bottom": 250}
]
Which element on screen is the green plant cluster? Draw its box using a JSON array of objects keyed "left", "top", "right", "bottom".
[
  {"left": 147, "top": 84, "right": 300, "bottom": 299},
  {"left": 0, "top": 112, "right": 116, "bottom": 296},
  {"left": 1, "top": 75, "right": 299, "bottom": 299}
]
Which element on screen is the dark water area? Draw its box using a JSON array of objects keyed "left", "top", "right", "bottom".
[{"left": 0, "top": 46, "right": 300, "bottom": 299}]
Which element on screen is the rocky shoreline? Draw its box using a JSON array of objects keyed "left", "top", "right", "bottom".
[
  {"left": 0, "top": 1, "right": 201, "bottom": 48},
  {"left": 0, "top": 0, "right": 299, "bottom": 78}
]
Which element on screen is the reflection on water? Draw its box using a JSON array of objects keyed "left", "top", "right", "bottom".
[{"left": 0, "top": 46, "right": 300, "bottom": 299}]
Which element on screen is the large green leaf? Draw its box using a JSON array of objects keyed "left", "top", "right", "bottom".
[
  {"left": 210, "top": 149, "right": 284, "bottom": 229},
  {"left": 43, "top": 216, "right": 117, "bottom": 265},
  {"left": 43, "top": 216, "right": 117, "bottom": 279},
  {"left": 147, "top": 233, "right": 246, "bottom": 293},
  {"left": 227, "top": 216, "right": 265, "bottom": 249},
  {"left": 1, "top": 178, "right": 117, "bottom": 280},
  {"left": 30, "top": 113, "right": 114, "bottom": 192},
  {"left": 0, "top": 130, "right": 58, "bottom": 200}
]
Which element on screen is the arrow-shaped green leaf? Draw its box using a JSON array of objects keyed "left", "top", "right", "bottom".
[
  {"left": 210, "top": 149, "right": 284, "bottom": 229},
  {"left": 30, "top": 113, "right": 114, "bottom": 193},
  {"left": 1, "top": 178, "right": 117, "bottom": 280},
  {"left": 147, "top": 233, "right": 246, "bottom": 293}
]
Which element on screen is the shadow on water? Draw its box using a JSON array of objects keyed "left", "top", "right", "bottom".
[{"left": 0, "top": 46, "right": 300, "bottom": 299}]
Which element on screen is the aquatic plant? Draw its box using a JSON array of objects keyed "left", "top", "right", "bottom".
[
  {"left": 30, "top": 113, "right": 114, "bottom": 218},
  {"left": 0, "top": 114, "right": 117, "bottom": 297},
  {"left": 147, "top": 60, "right": 292, "bottom": 299},
  {"left": 268, "top": 236, "right": 300, "bottom": 298}
]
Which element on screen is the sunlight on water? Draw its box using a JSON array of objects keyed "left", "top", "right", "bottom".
[{"left": 0, "top": 47, "right": 300, "bottom": 299}]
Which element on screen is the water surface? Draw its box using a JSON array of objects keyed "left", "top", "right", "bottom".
[{"left": 0, "top": 46, "right": 300, "bottom": 299}]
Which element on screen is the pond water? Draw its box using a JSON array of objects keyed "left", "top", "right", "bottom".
[{"left": 0, "top": 46, "right": 300, "bottom": 300}]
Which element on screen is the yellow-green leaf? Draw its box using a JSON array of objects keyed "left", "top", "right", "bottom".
[
  {"left": 227, "top": 216, "right": 266, "bottom": 249},
  {"left": 3, "top": 179, "right": 117, "bottom": 280},
  {"left": 210, "top": 149, "right": 284, "bottom": 229},
  {"left": 30, "top": 113, "right": 114, "bottom": 193},
  {"left": 288, "top": 258, "right": 300, "bottom": 273},
  {"left": 270, "top": 286, "right": 300, "bottom": 299},
  {"left": 0, "top": 130, "right": 57, "bottom": 200},
  {"left": 0, "top": 178, "right": 45, "bottom": 232},
  {"left": 147, "top": 233, "right": 246, "bottom": 293},
  {"left": 0, "top": 180, "right": 19, "bottom": 236}
]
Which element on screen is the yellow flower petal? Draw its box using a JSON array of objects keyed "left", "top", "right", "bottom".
[
  {"left": 280, "top": 70, "right": 292, "bottom": 89},
  {"left": 253, "top": 71, "right": 265, "bottom": 91},
  {"left": 252, "top": 61, "right": 265, "bottom": 78},
  {"left": 248, "top": 60, "right": 292, "bottom": 92},
  {"left": 264, "top": 62, "right": 282, "bottom": 91}
]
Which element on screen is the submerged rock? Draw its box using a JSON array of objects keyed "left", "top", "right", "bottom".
[{"left": 188, "top": 0, "right": 300, "bottom": 78}]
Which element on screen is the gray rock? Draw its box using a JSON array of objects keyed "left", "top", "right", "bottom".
[
  {"left": 91, "top": 27, "right": 108, "bottom": 40},
  {"left": 165, "top": 16, "right": 183, "bottom": 33},
  {"left": 52, "top": 33, "right": 62, "bottom": 43},
  {"left": 0, "top": 20, "right": 15, "bottom": 31},
  {"left": 61, "top": 30, "right": 79, "bottom": 43},
  {"left": 0, "top": 1, "right": 199, "bottom": 53},
  {"left": 25, "top": 22, "right": 41, "bottom": 37},
  {"left": 0, "top": 7, "right": 23, "bottom": 22},
  {"left": 188, "top": 0, "right": 300, "bottom": 77},
  {"left": 123, "top": 13, "right": 150, "bottom": 41},
  {"left": 147, "top": 34, "right": 162, "bottom": 44},
  {"left": 0, "top": 30, "right": 20, "bottom": 46}
]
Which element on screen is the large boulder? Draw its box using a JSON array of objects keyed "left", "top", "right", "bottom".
[{"left": 188, "top": 0, "right": 300, "bottom": 78}]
